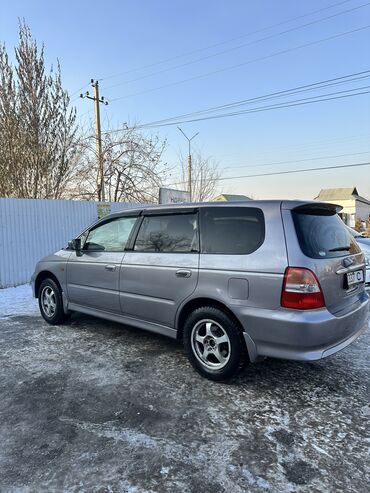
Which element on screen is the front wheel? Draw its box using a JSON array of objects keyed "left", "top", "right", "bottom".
[
  {"left": 38, "top": 278, "right": 67, "bottom": 325},
  {"left": 183, "top": 306, "right": 248, "bottom": 381}
]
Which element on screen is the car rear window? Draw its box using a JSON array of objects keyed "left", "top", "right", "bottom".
[
  {"left": 292, "top": 208, "right": 361, "bottom": 259},
  {"left": 201, "top": 207, "right": 265, "bottom": 255}
]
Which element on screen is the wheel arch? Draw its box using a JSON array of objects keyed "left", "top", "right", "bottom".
[
  {"left": 176, "top": 297, "right": 241, "bottom": 338},
  {"left": 176, "top": 297, "right": 257, "bottom": 362},
  {"left": 34, "top": 271, "right": 63, "bottom": 298}
]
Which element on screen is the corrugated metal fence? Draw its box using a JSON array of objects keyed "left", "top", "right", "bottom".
[{"left": 0, "top": 198, "right": 140, "bottom": 288}]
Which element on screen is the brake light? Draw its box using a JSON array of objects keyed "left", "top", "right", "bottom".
[{"left": 281, "top": 267, "right": 325, "bottom": 310}]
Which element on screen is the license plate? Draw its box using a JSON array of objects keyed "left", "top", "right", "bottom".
[{"left": 346, "top": 270, "right": 364, "bottom": 287}]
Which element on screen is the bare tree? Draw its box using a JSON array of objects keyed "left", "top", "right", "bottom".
[
  {"left": 0, "top": 20, "right": 77, "bottom": 198},
  {"left": 68, "top": 123, "right": 169, "bottom": 203},
  {"left": 178, "top": 151, "right": 220, "bottom": 202},
  {"left": 0, "top": 42, "right": 18, "bottom": 197}
]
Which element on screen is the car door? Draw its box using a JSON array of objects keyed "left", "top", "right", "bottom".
[
  {"left": 120, "top": 209, "right": 199, "bottom": 327},
  {"left": 67, "top": 215, "right": 138, "bottom": 313}
]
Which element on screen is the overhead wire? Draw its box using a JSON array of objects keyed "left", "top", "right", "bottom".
[
  {"left": 119, "top": 70, "right": 370, "bottom": 128},
  {"left": 100, "top": 79, "right": 370, "bottom": 133},
  {"left": 68, "top": 3, "right": 369, "bottom": 183},
  {"left": 166, "top": 161, "right": 370, "bottom": 187},
  {"left": 217, "top": 135, "right": 370, "bottom": 163},
  {"left": 220, "top": 151, "right": 370, "bottom": 171},
  {"left": 70, "top": 83, "right": 90, "bottom": 101},
  {"left": 109, "top": 24, "right": 370, "bottom": 102},
  {"left": 139, "top": 88, "right": 370, "bottom": 128},
  {"left": 99, "top": 0, "right": 353, "bottom": 82},
  {"left": 104, "top": 2, "right": 370, "bottom": 91}
]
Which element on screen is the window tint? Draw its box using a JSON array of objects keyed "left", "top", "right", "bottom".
[
  {"left": 84, "top": 217, "right": 137, "bottom": 252},
  {"left": 134, "top": 213, "right": 198, "bottom": 253},
  {"left": 201, "top": 207, "right": 265, "bottom": 254},
  {"left": 292, "top": 210, "right": 361, "bottom": 259}
]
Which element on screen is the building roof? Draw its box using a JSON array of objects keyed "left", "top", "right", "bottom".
[
  {"left": 315, "top": 187, "right": 358, "bottom": 200},
  {"left": 315, "top": 187, "right": 370, "bottom": 205},
  {"left": 213, "top": 194, "right": 252, "bottom": 201}
]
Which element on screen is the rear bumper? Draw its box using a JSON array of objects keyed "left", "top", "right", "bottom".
[{"left": 238, "top": 291, "right": 369, "bottom": 362}]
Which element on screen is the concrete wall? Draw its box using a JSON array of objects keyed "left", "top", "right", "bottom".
[{"left": 0, "top": 198, "right": 141, "bottom": 288}]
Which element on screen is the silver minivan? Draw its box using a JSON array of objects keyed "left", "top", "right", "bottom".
[{"left": 32, "top": 201, "right": 369, "bottom": 380}]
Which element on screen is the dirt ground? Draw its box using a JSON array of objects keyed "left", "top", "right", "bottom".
[{"left": 0, "top": 309, "right": 369, "bottom": 492}]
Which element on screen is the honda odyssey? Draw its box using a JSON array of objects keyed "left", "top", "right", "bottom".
[{"left": 31, "top": 201, "right": 369, "bottom": 380}]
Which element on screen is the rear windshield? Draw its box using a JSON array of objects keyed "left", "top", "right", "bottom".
[{"left": 292, "top": 209, "right": 361, "bottom": 259}]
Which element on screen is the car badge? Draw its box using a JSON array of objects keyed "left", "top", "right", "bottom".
[{"left": 343, "top": 257, "right": 353, "bottom": 267}]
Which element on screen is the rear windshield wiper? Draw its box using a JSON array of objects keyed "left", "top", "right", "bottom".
[{"left": 328, "top": 246, "right": 351, "bottom": 252}]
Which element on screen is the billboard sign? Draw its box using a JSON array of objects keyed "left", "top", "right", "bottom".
[{"left": 159, "top": 187, "right": 191, "bottom": 204}]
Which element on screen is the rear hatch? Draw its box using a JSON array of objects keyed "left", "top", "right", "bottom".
[{"left": 284, "top": 202, "right": 366, "bottom": 315}]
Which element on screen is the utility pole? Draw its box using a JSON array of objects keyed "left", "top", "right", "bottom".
[
  {"left": 81, "top": 80, "right": 108, "bottom": 201},
  {"left": 177, "top": 127, "right": 199, "bottom": 202}
]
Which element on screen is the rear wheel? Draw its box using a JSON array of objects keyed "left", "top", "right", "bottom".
[
  {"left": 183, "top": 306, "right": 248, "bottom": 381},
  {"left": 38, "top": 278, "right": 67, "bottom": 325}
]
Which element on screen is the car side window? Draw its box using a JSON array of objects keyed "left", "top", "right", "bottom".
[
  {"left": 201, "top": 207, "right": 265, "bottom": 255},
  {"left": 134, "top": 213, "right": 198, "bottom": 253},
  {"left": 84, "top": 217, "right": 137, "bottom": 252}
]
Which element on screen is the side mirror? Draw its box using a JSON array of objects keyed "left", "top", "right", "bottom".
[{"left": 68, "top": 238, "right": 82, "bottom": 255}]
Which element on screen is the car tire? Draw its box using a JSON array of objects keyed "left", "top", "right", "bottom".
[
  {"left": 183, "top": 306, "right": 248, "bottom": 381},
  {"left": 38, "top": 278, "right": 67, "bottom": 325}
]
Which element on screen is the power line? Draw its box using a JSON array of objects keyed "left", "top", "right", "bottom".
[
  {"left": 99, "top": 0, "right": 352, "bottom": 82},
  {"left": 104, "top": 2, "right": 370, "bottom": 91},
  {"left": 142, "top": 73, "right": 370, "bottom": 125},
  {"left": 216, "top": 134, "right": 370, "bottom": 163},
  {"left": 167, "top": 161, "right": 370, "bottom": 187},
  {"left": 70, "top": 83, "right": 90, "bottom": 100},
  {"left": 219, "top": 161, "right": 370, "bottom": 181},
  {"left": 77, "top": 109, "right": 92, "bottom": 121},
  {"left": 124, "top": 70, "right": 370, "bottom": 128},
  {"left": 78, "top": 131, "right": 369, "bottom": 162},
  {"left": 143, "top": 87, "right": 370, "bottom": 128},
  {"left": 102, "top": 85, "right": 370, "bottom": 134},
  {"left": 221, "top": 151, "right": 370, "bottom": 171},
  {"left": 109, "top": 24, "right": 370, "bottom": 102}
]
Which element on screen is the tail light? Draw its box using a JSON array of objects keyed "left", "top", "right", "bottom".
[{"left": 281, "top": 267, "right": 325, "bottom": 310}]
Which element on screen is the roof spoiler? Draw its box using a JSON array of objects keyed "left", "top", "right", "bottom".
[{"left": 292, "top": 202, "right": 342, "bottom": 215}]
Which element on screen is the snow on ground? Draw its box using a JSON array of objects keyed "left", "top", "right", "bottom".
[{"left": 0, "top": 284, "right": 38, "bottom": 318}]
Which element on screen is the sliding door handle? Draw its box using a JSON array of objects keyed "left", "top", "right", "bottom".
[{"left": 105, "top": 264, "right": 116, "bottom": 271}]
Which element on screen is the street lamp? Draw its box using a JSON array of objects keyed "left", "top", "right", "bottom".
[{"left": 178, "top": 127, "right": 199, "bottom": 202}]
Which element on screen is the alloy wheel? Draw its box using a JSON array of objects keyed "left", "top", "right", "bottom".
[
  {"left": 191, "top": 319, "right": 231, "bottom": 370},
  {"left": 41, "top": 286, "right": 56, "bottom": 318}
]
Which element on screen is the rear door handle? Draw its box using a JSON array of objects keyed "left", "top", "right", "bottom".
[
  {"left": 105, "top": 264, "right": 116, "bottom": 271},
  {"left": 176, "top": 269, "right": 191, "bottom": 278}
]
